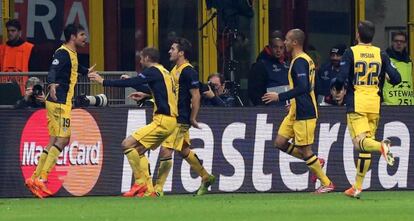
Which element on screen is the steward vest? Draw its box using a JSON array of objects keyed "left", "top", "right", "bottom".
[{"left": 0, "top": 42, "right": 34, "bottom": 94}]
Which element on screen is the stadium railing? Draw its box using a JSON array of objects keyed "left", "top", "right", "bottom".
[{"left": 0, "top": 71, "right": 138, "bottom": 106}]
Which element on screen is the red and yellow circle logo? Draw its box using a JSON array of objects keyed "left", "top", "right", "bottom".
[{"left": 20, "top": 109, "right": 103, "bottom": 196}]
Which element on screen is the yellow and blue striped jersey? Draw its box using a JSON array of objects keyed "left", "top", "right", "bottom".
[
  {"left": 103, "top": 64, "right": 178, "bottom": 117},
  {"left": 338, "top": 44, "right": 401, "bottom": 113},
  {"left": 279, "top": 52, "right": 317, "bottom": 120},
  {"left": 46, "top": 45, "right": 88, "bottom": 105},
  {"left": 170, "top": 63, "right": 200, "bottom": 124}
]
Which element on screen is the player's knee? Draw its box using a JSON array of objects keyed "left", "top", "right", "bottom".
[
  {"left": 122, "top": 135, "right": 140, "bottom": 150},
  {"left": 352, "top": 139, "right": 360, "bottom": 150},
  {"left": 160, "top": 147, "right": 173, "bottom": 158},
  {"left": 121, "top": 138, "right": 134, "bottom": 150},
  {"left": 179, "top": 143, "right": 191, "bottom": 157},
  {"left": 136, "top": 146, "right": 147, "bottom": 156},
  {"left": 54, "top": 138, "right": 69, "bottom": 150},
  {"left": 353, "top": 136, "right": 365, "bottom": 151},
  {"left": 274, "top": 136, "right": 288, "bottom": 151},
  {"left": 298, "top": 146, "right": 313, "bottom": 158},
  {"left": 48, "top": 137, "right": 57, "bottom": 148},
  {"left": 121, "top": 140, "right": 128, "bottom": 150}
]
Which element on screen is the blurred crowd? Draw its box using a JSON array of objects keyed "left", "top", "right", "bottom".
[{"left": 0, "top": 19, "right": 412, "bottom": 108}]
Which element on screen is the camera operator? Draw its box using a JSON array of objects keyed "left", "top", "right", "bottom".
[
  {"left": 201, "top": 73, "right": 238, "bottom": 107},
  {"left": 15, "top": 77, "right": 45, "bottom": 109}
]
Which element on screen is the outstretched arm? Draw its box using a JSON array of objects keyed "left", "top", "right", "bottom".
[
  {"left": 89, "top": 72, "right": 149, "bottom": 87},
  {"left": 78, "top": 62, "right": 96, "bottom": 75}
]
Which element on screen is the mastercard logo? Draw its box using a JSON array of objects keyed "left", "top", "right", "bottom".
[{"left": 20, "top": 109, "right": 103, "bottom": 196}]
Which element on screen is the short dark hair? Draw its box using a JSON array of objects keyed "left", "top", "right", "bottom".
[
  {"left": 63, "top": 23, "right": 85, "bottom": 42},
  {"left": 289, "top": 29, "right": 305, "bottom": 46},
  {"left": 269, "top": 30, "right": 283, "bottom": 45},
  {"left": 6, "top": 19, "right": 21, "bottom": 30},
  {"left": 392, "top": 31, "right": 407, "bottom": 41},
  {"left": 141, "top": 47, "right": 160, "bottom": 63},
  {"left": 172, "top": 37, "right": 193, "bottom": 60},
  {"left": 270, "top": 37, "right": 284, "bottom": 48},
  {"left": 358, "top": 20, "right": 375, "bottom": 43}
]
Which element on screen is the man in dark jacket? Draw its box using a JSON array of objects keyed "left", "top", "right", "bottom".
[
  {"left": 315, "top": 44, "right": 346, "bottom": 104},
  {"left": 248, "top": 31, "right": 289, "bottom": 106}
]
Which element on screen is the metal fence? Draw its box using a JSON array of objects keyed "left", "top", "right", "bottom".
[{"left": 0, "top": 72, "right": 138, "bottom": 105}]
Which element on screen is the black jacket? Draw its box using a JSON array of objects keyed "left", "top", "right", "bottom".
[
  {"left": 15, "top": 97, "right": 45, "bottom": 109},
  {"left": 386, "top": 47, "right": 411, "bottom": 63},
  {"left": 248, "top": 46, "right": 289, "bottom": 106}
]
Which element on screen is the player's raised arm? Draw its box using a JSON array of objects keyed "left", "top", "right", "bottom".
[
  {"left": 89, "top": 71, "right": 154, "bottom": 88},
  {"left": 78, "top": 63, "right": 96, "bottom": 76}
]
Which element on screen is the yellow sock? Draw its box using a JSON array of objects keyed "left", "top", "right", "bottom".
[
  {"left": 124, "top": 148, "right": 143, "bottom": 184},
  {"left": 32, "top": 150, "right": 48, "bottom": 179},
  {"left": 155, "top": 158, "right": 173, "bottom": 193},
  {"left": 306, "top": 154, "right": 331, "bottom": 186},
  {"left": 285, "top": 143, "right": 303, "bottom": 159},
  {"left": 184, "top": 150, "right": 208, "bottom": 180},
  {"left": 40, "top": 146, "right": 61, "bottom": 180},
  {"left": 354, "top": 152, "right": 372, "bottom": 189},
  {"left": 359, "top": 137, "right": 381, "bottom": 152},
  {"left": 138, "top": 155, "right": 154, "bottom": 193}
]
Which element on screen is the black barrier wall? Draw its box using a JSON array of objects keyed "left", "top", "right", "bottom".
[{"left": 1, "top": 107, "right": 413, "bottom": 197}]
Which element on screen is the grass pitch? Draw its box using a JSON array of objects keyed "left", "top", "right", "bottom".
[{"left": 1, "top": 191, "right": 414, "bottom": 221}]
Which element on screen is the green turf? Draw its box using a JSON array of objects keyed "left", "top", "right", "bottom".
[{"left": 1, "top": 191, "right": 414, "bottom": 221}]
